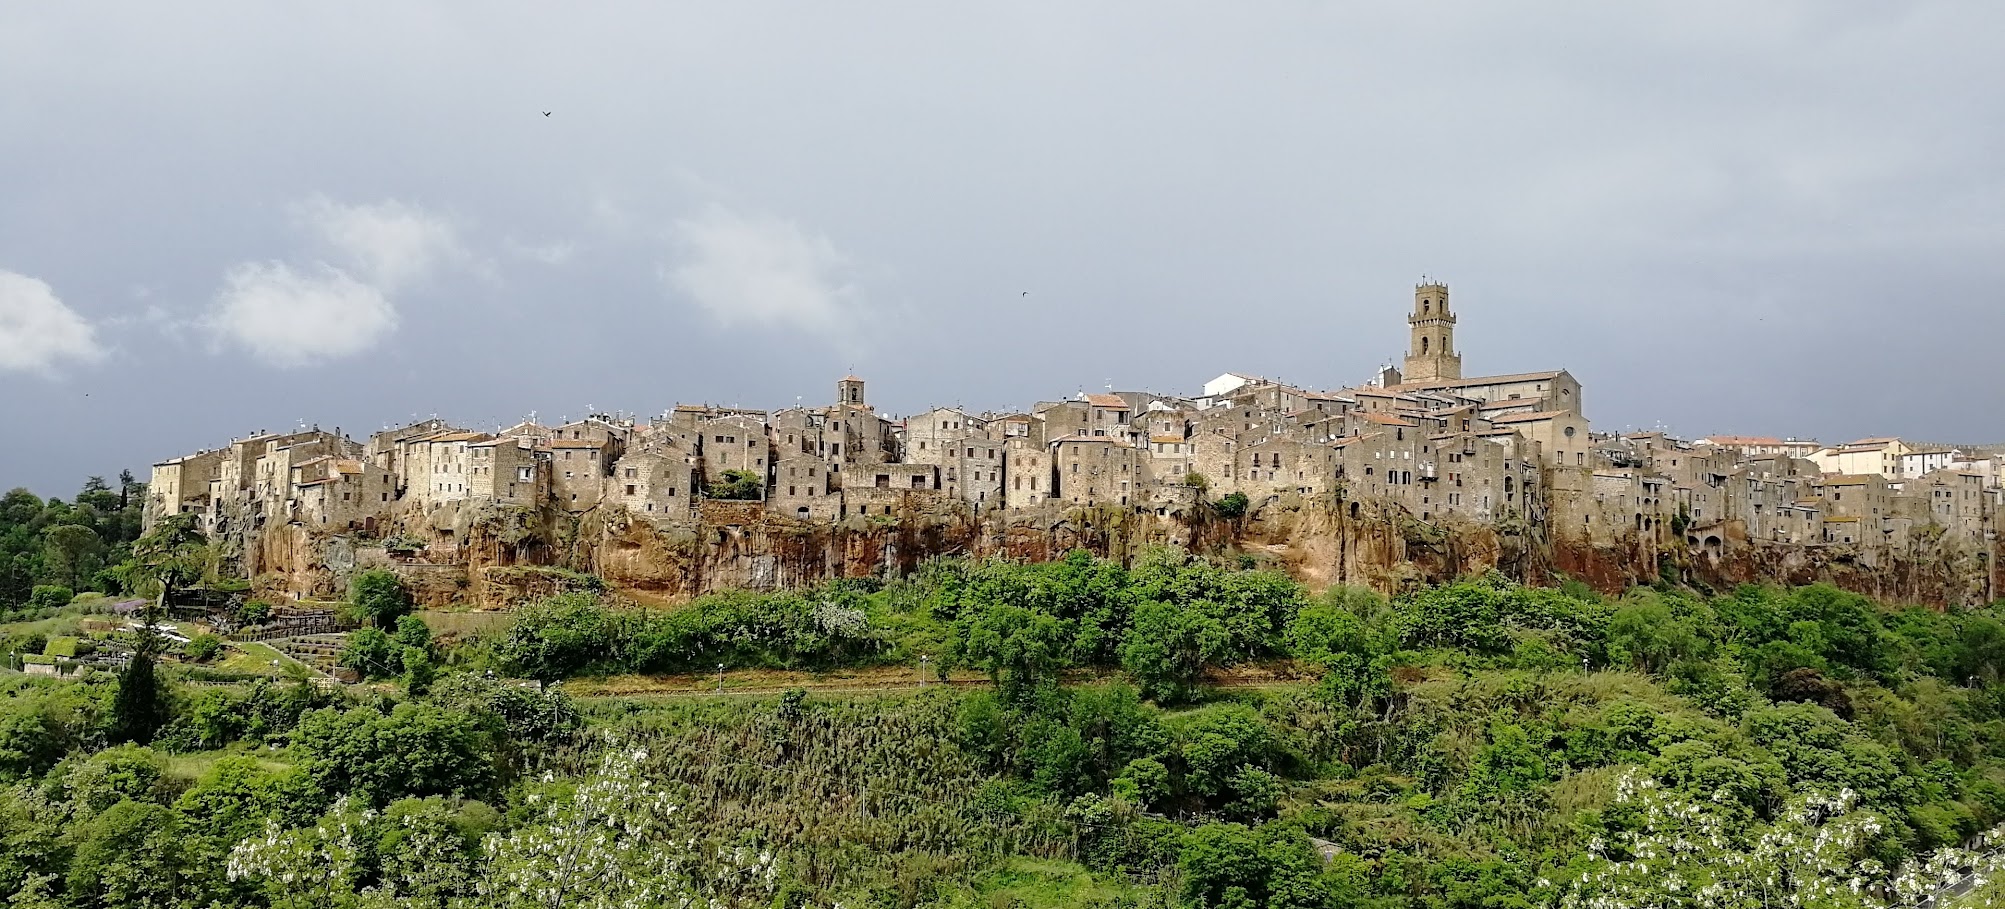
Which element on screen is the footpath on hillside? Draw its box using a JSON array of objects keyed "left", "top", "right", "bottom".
[{"left": 561, "top": 662, "right": 1309, "bottom": 699}]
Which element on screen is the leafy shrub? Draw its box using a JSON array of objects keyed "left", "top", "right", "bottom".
[{"left": 182, "top": 633, "right": 222, "bottom": 663}]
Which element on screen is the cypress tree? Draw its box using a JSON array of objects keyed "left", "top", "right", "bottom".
[{"left": 112, "top": 636, "right": 168, "bottom": 744}]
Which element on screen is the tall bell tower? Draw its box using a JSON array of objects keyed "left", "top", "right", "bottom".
[{"left": 1403, "top": 280, "right": 1461, "bottom": 383}]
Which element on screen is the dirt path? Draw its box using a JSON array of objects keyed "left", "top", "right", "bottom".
[{"left": 562, "top": 663, "right": 1311, "bottom": 700}]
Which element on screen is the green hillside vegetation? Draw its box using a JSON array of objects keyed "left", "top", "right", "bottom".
[
  {"left": 7, "top": 541, "right": 2005, "bottom": 906},
  {"left": 0, "top": 477, "right": 150, "bottom": 615}
]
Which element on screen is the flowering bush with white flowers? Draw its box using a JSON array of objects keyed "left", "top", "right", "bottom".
[{"left": 1546, "top": 771, "right": 2005, "bottom": 909}]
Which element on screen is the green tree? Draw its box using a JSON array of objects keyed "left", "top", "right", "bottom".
[
  {"left": 497, "top": 591, "right": 620, "bottom": 683},
  {"left": 394, "top": 613, "right": 434, "bottom": 651},
  {"left": 65, "top": 799, "right": 183, "bottom": 908},
  {"left": 128, "top": 513, "right": 210, "bottom": 605},
  {"left": 1606, "top": 592, "right": 1703, "bottom": 673},
  {"left": 1120, "top": 600, "right": 1228, "bottom": 703},
  {"left": 174, "top": 756, "right": 317, "bottom": 906},
  {"left": 706, "top": 469, "right": 765, "bottom": 500},
  {"left": 39, "top": 524, "right": 101, "bottom": 591},
  {"left": 346, "top": 568, "right": 413, "bottom": 629},
  {"left": 58, "top": 744, "right": 169, "bottom": 815},
  {"left": 183, "top": 633, "right": 222, "bottom": 662},
  {"left": 110, "top": 648, "right": 169, "bottom": 745},
  {"left": 24, "top": 585, "right": 71, "bottom": 612},
  {"left": 294, "top": 703, "right": 497, "bottom": 805},
  {"left": 237, "top": 599, "right": 273, "bottom": 627},
  {"left": 402, "top": 645, "right": 438, "bottom": 695},
  {"left": 954, "top": 603, "right": 1070, "bottom": 703},
  {"left": 339, "top": 627, "right": 401, "bottom": 678},
  {"left": 1213, "top": 492, "right": 1250, "bottom": 520}
]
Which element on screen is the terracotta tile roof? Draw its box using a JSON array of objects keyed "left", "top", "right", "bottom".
[
  {"left": 1386, "top": 370, "right": 1568, "bottom": 391},
  {"left": 1360, "top": 413, "right": 1417, "bottom": 427},
  {"left": 1084, "top": 393, "right": 1128, "bottom": 408},
  {"left": 334, "top": 459, "right": 365, "bottom": 475},
  {"left": 1149, "top": 435, "right": 1186, "bottom": 444},
  {"left": 430, "top": 431, "right": 489, "bottom": 443},
  {"left": 1478, "top": 397, "right": 1545, "bottom": 410},
  {"left": 1702, "top": 435, "right": 1786, "bottom": 446},
  {"left": 1818, "top": 475, "right": 1875, "bottom": 486},
  {"left": 1489, "top": 410, "right": 1573, "bottom": 423},
  {"left": 1825, "top": 515, "right": 1862, "bottom": 523},
  {"left": 548, "top": 439, "right": 608, "bottom": 449}
]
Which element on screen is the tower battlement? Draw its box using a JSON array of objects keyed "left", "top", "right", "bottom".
[{"left": 1403, "top": 280, "right": 1462, "bottom": 382}]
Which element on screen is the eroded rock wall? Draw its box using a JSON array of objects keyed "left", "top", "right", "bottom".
[{"left": 242, "top": 493, "right": 1999, "bottom": 609}]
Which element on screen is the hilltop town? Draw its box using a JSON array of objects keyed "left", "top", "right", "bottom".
[{"left": 144, "top": 282, "right": 2004, "bottom": 603}]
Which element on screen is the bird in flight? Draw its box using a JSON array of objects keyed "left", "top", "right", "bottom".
[
  {"left": 1021, "top": 291, "right": 1028, "bottom": 296},
  {"left": 542, "top": 111, "right": 552, "bottom": 117}
]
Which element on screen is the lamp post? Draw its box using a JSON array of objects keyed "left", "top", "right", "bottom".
[
  {"left": 919, "top": 655, "right": 930, "bottom": 687},
  {"left": 716, "top": 662, "right": 725, "bottom": 693},
  {"left": 1581, "top": 654, "right": 1591, "bottom": 674}
]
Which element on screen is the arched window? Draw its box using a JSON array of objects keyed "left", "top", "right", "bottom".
[
  {"left": 1421, "top": 336, "right": 1430, "bottom": 354},
  {"left": 1424, "top": 300, "right": 1432, "bottom": 314}
]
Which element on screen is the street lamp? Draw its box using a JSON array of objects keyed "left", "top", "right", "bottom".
[
  {"left": 717, "top": 662, "right": 725, "bottom": 692},
  {"left": 920, "top": 654, "right": 930, "bottom": 687},
  {"left": 1581, "top": 655, "right": 1591, "bottom": 674}
]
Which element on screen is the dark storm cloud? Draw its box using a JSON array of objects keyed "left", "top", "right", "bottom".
[{"left": 2, "top": 2, "right": 2001, "bottom": 493}]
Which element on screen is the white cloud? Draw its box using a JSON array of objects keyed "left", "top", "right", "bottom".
[
  {"left": 201, "top": 196, "right": 465, "bottom": 367},
  {"left": 206, "top": 261, "right": 395, "bottom": 367},
  {"left": 507, "top": 239, "right": 577, "bottom": 265},
  {"left": 0, "top": 270, "right": 104, "bottom": 375},
  {"left": 294, "top": 195, "right": 465, "bottom": 290},
  {"left": 666, "top": 205, "right": 864, "bottom": 338}
]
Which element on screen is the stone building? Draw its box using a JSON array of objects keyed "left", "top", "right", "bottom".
[
  {"left": 1812, "top": 438, "right": 1915, "bottom": 478},
  {"left": 1051, "top": 437, "right": 1142, "bottom": 507},
  {"left": 906, "top": 407, "right": 989, "bottom": 466},
  {"left": 146, "top": 449, "right": 226, "bottom": 530},
  {"left": 1003, "top": 437, "right": 1053, "bottom": 509},
  {"left": 1402, "top": 281, "right": 1462, "bottom": 383},
  {"left": 697, "top": 413, "right": 771, "bottom": 485},
  {"left": 770, "top": 450, "right": 839, "bottom": 521},
  {"left": 467, "top": 437, "right": 547, "bottom": 506},
  {"left": 610, "top": 444, "right": 695, "bottom": 519},
  {"left": 550, "top": 437, "right": 613, "bottom": 511},
  {"left": 1488, "top": 410, "right": 1592, "bottom": 469},
  {"left": 1813, "top": 474, "right": 1896, "bottom": 545},
  {"left": 291, "top": 457, "right": 396, "bottom": 531},
  {"left": 942, "top": 438, "right": 1005, "bottom": 511},
  {"left": 844, "top": 463, "right": 943, "bottom": 517},
  {"left": 138, "top": 278, "right": 2002, "bottom": 590}
]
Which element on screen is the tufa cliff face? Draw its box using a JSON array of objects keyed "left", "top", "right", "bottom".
[{"left": 240, "top": 493, "right": 2000, "bottom": 610}]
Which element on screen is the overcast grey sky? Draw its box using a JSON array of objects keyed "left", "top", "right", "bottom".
[{"left": 3, "top": 2, "right": 2001, "bottom": 496}]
